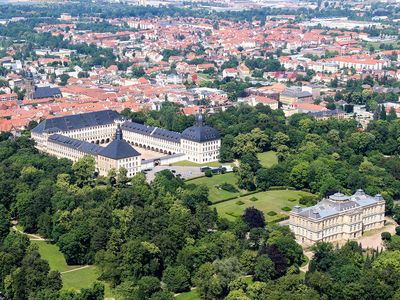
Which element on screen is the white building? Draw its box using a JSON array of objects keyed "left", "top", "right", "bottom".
[{"left": 289, "top": 190, "right": 385, "bottom": 245}]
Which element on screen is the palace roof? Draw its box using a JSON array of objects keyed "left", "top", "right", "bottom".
[
  {"left": 122, "top": 121, "right": 182, "bottom": 143},
  {"left": 98, "top": 125, "right": 141, "bottom": 159},
  {"left": 181, "top": 113, "right": 220, "bottom": 143},
  {"left": 48, "top": 134, "right": 103, "bottom": 156},
  {"left": 32, "top": 110, "right": 119, "bottom": 134}
]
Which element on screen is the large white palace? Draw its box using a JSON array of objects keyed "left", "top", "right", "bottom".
[
  {"left": 289, "top": 190, "right": 385, "bottom": 245},
  {"left": 32, "top": 110, "right": 221, "bottom": 177}
]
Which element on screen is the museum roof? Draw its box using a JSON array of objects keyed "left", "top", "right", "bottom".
[{"left": 292, "top": 190, "right": 384, "bottom": 220}]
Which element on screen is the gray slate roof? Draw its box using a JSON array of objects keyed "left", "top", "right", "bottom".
[
  {"left": 122, "top": 121, "right": 182, "bottom": 143},
  {"left": 98, "top": 139, "right": 140, "bottom": 159},
  {"left": 281, "top": 89, "right": 312, "bottom": 98},
  {"left": 181, "top": 113, "right": 220, "bottom": 142},
  {"left": 48, "top": 134, "right": 103, "bottom": 156},
  {"left": 32, "top": 86, "right": 62, "bottom": 99},
  {"left": 181, "top": 125, "right": 220, "bottom": 142},
  {"left": 309, "top": 109, "right": 345, "bottom": 118},
  {"left": 292, "top": 190, "right": 384, "bottom": 220},
  {"left": 32, "top": 110, "right": 119, "bottom": 134},
  {"left": 98, "top": 126, "right": 141, "bottom": 160}
]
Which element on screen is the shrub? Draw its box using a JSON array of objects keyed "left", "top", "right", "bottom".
[
  {"left": 250, "top": 197, "right": 258, "bottom": 202},
  {"left": 268, "top": 186, "right": 295, "bottom": 191},
  {"left": 236, "top": 200, "right": 244, "bottom": 205},
  {"left": 205, "top": 170, "right": 213, "bottom": 177},
  {"left": 281, "top": 206, "right": 291, "bottom": 212},
  {"left": 381, "top": 232, "right": 392, "bottom": 241},
  {"left": 270, "top": 214, "right": 290, "bottom": 223},
  {"left": 396, "top": 226, "right": 400, "bottom": 236},
  {"left": 220, "top": 182, "right": 239, "bottom": 193},
  {"left": 267, "top": 211, "right": 277, "bottom": 216},
  {"left": 226, "top": 211, "right": 241, "bottom": 218},
  {"left": 299, "top": 195, "right": 319, "bottom": 206}
]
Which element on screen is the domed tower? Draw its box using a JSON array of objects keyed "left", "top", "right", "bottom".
[{"left": 181, "top": 110, "right": 221, "bottom": 163}]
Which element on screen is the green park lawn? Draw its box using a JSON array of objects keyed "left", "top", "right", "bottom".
[
  {"left": 211, "top": 190, "right": 313, "bottom": 222},
  {"left": 188, "top": 172, "right": 244, "bottom": 203},
  {"left": 175, "top": 289, "right": 201, "bottom": 300},
  {"left": 31, "top": 240, "right": 112, "bottom": 296},
  {"left": 257, "top": 151, "right": 278, "bottom": 168},
  {"left": 32, "top": 240, "right": 76, "bottom": 272}
]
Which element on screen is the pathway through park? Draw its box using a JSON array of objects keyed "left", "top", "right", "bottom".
[{"left": 60, "top": 265, "right": 91, "bottom": 274}]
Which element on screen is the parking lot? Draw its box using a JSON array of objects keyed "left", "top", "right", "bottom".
[{"left": 145, "top": 165, "right": 204, "bottom": 182}]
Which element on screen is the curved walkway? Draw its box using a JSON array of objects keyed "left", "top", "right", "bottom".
[
  {"left": 60, "top": 265, "right": 91, "bottom": 274},
  {"left": 12, "top": 225, "right": 47, "bottom": 241}
]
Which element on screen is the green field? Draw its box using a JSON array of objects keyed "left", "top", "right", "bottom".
[
  {"left": 188, "top": 172, "right": 243, "bottom": 203},
  {"left": 211, "top": 190, "right": 312, "bottom": 222},
  {"left": 32, "top": 240, "right": 76, "bottom": 272},
  {"left": 175, "top": 289, "right": 201, "bottom": 300},
  {"left": 257, "top": 151, "right": 278, "bottom": 168},
  {"left": 31, "top": 240, "right": 112, "bottom": 296}
]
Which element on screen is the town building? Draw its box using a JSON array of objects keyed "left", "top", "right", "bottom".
[
  {"left": 32, "top": 109, "right": 221, "bottom": 176},
  {"left": 280, "top": 88, "right": 313, "bottom": 106},
  {"left": 289, "top": 190, "right": 385, "bottom": 245}
]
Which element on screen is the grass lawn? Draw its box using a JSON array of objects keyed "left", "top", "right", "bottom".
[
  {"left": 32, "top": 240, "right": 77, "bottom": 272},
  {"left": 175, "top": 289, "right": 201, "bottom": 300},
  {"left": 257, "top": 151, "right": 278, "bottom": 168},
  {"left": 188, "top": 172, "right": 243, "bottom": 203},
  {"left": 31, "top": 240, "right": 113, "bottom": 296},
  {"left": 211, "top": 190, "right": 313, "bottom": 222},
  {"left": 171, "top": 160, "right": 227, "bottom": 167}
]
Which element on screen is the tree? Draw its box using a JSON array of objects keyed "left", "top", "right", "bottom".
[
  {"left": 0, "top": 204, "right": 10, "bottom": 243},
  {"left": 309, "top": 242, "right": 335, "bottom": 272},
  {"left": 388, "top": 107, "right": 397, "bottom": 122},
  {"left": 59, "top": 74, "right": 70, "bottom": 86},
  {"left": 289, "top": 162, "right": 309, "bottom": 189},
  {"left": 137, "top": 276, "right": 161, "bottom": 300},
  {"left": 237, "top": 163, "right": 256, "bottom": 191},
  {"left": 193, "top": 262, "right": 222, "bottom": 300},
  {"left": 72, "top": 155, "right": 96, "bottom": 187},
  {"left": 271, "top": 132, "right": 289, "bottom": 150},
  {"left": 162, "top": 265, "right": 190, "bottom": 293},
  {"left": 254, "top": 255, "right": 274, "bottom": 282},
  {"left": 80, "top": 282, "right": 105, "bottom": 300},
  {"left": 239, "top": 250, "right": 258, "bottom": 274},
  {"left": 372, "top": 250, "right": 400, "bottom": 286},
  {"left": 213, "top": 257, "right": 243, "bottom": 291},
  {"left": 240, "top": 152, "right": 261, "bottom": 173},
  {"left": 225, "top": 290, "right": 250, "bottom": 300},
  {"left": 242, "top": 207, "right": 265, "bottom": 229}
]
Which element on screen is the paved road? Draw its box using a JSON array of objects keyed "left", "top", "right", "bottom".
[{"left": 145, "top": 166, "right": 203, "bottom": 182}]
